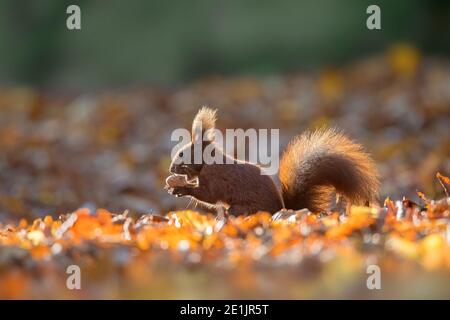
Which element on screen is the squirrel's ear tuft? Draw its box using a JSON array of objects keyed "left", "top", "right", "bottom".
[{"left": 192, "top": 106, "right": 217, "bottom": 142}]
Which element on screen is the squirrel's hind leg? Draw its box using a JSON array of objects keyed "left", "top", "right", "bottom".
[{"left": 228, "top": 205, "right": 252, "bottom": 216}]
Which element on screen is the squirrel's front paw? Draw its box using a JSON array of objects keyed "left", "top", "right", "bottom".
[{"left": 170, "top": 186, "right": 190, "bottom": 197}]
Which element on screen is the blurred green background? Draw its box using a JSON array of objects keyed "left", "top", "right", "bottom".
[{"left": 0, "top": 0, "right": 449, "bottom": 89}]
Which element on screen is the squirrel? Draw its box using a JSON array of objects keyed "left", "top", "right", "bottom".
[{"left": 167, "top": 107, "right": 380, "bottom": 216}]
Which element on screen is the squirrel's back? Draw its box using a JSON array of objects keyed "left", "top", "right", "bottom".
[{"left": 279, "top": 128, "right": 380, "bottom": 212}]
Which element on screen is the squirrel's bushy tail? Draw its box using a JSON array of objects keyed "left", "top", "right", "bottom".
[{"left": 279, "top": 128, "right": 380, "bottom": 212}]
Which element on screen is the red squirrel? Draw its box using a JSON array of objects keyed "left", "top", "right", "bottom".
[{"left": 166, "top": 107, "right": 380, "bottom": 216}]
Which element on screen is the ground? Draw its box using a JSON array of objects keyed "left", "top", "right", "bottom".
[{"left": 0, "top": 45, "right": 449, "bottom": 299}]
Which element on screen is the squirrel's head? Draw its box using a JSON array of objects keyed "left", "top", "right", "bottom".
[{"left": 169, "top": 106, "right": 218, "bottom": 179}]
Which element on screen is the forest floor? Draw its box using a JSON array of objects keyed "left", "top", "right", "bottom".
[{"left": 0, "top": 45, "right": 449, "bottom": 299}]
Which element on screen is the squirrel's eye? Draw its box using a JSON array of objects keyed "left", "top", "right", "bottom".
[{"left": 179, "top": 152, "right": 183, "bottom": 157}]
